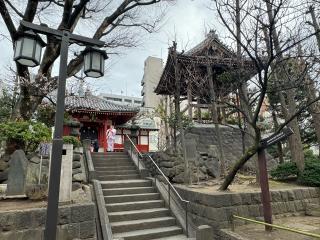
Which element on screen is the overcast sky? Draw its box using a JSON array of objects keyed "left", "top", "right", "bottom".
[{"left": 0, "top": 0, "right": 225, "bottom": 98}]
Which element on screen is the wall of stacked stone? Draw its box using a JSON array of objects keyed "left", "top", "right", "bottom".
[
  {"left": 176, "top": 186, "right": 320, "bottom": 232},
  {"left": 0, "top": 202, "right": 96, "bottom": 240}
]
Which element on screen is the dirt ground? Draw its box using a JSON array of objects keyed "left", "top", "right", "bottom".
[
  {"left": 177, "top": 174, "right": 305, "bottom": 194},
  {"left": 232, "top": 216, "right": 320, "bottom": 240},
  {"left": 0, "top": 184, "right": 92, "bottom": 211}
]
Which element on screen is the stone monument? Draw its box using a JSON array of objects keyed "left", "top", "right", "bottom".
[
  {"left": 6, "top": 150, "right": 28, "bottom": 196},
  {"left": 59, "top": 144, "right": 73, "bottom": 203}
]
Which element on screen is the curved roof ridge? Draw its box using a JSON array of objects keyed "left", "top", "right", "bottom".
[
  {"left": 185, "top": 30, "right": 236, "bottom": 57},
  {"left": 64, "top": 95, "right": 139, "bottom": 112}
]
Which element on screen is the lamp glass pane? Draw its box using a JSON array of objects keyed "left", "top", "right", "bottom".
[
  {"left": 17, "top": 58, "right": 37, "bottom": 67},
  {"left": 100, "top": 55, "right": 104, "bottom": 75},
  {"left": 91, "top": 52, "right": 101, "bottom": 71},
  {"left": 86, "top": 71, "right": 101, "bottom": 78},
  {"left": 35, "top": 42, "right": 42, "bottom": 63},
  {"left": 84, "top": 53, "right": 90, "bottom": 71},
  {"left": 14, "top": 39, "right": 22, "bottom": 58},
  {"left": 21, "top": 38, "right": 35, "bottom": 59}
]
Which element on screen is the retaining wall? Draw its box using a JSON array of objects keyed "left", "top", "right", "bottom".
[
  {"left": 0, "top": 202, "right": 96, "bottom": 240},
  {"left": 176, "top": 186, "right": 320, "bottom": 239}
]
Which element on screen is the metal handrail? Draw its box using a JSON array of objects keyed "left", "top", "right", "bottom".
[
  {"left": 125, "top": 134, "right": 190, "bottom": 236},
  {"left": 232, "top": 215, "right": 320, "bottom": 238}
]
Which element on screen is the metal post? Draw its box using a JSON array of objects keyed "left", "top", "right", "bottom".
[
  {"left": 168, "top": 184, "right": 171, "bottom": 209},
  {"left": 257, "top": 148, "right": 272, "bottom": 231},
  {"left": 44, "top": 31, "right": 70, "bottom": 240},
  {"left": 186, "top": 202, "right": 189, "bottom": 237}
]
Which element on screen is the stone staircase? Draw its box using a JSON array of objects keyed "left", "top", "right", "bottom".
[{"left": 92, "top": 152, "right": 189, "bottom": 240}]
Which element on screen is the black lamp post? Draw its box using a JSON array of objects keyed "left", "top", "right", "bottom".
[{"left": 13, "top": 20, "right": 106, "bottom": 240}]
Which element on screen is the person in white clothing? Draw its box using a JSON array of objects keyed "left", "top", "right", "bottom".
[{"left": 106, "top": 125, "right": 116, "bottom": 152}]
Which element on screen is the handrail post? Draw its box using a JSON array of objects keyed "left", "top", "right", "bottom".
[
  {"left": 168, "top": 184, "right": 171, "bottom": 210},
  {"left": 186, "top": 201, "right": 189, "bottom": 237}
]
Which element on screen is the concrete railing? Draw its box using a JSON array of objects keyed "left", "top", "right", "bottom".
[{"left": 93, "top": 180, "right": 113, "bottom": 240}]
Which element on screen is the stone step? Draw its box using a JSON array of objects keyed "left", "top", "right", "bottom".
[
  {"left": 105, "top": 193, "right": 160, "bottom": 203},
  {"left": 108, "top": 208, "right": 170, "bottom": 222},
  {"left": 93, "top": 159, "right": 133, "bottom": 166},
  {"left": 97, "top": 170, "right": 139, "bottom": 175},
  {"left": 93, "top": 157, "right": 131, "bottom": 161},
  {"left": 94, "top": 163, "right": 134, "bottom": 168},
  {"left": 112, "top": 226, "right": 183, "bottom": 240},
  {"left": 106, "top": 200, "right": 164, "bottom": 212},
  {"left": 111, "top": 217, "right": 176, "bottom": 233},
  {"left": 101, "top": 179, "right": 152, "bottom": 189},
  {"left": 152, "top": 235, "right": 190, "bottom": 240},
  {"left": 103, "top": 186, "right": 156, "bottom": 196},
  {"left": 95, "top": 166, "right": 136, "bottom": 171},
  {"left": 92, "top": 152, "right": 128, "bottom": 156},
  {"left": 98, "top": 174, "right": 141, "bottom": 181}
]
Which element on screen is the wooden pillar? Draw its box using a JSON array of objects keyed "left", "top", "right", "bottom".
[
  {"left": 207, "top": 64, "right": 226, "bottom": 176},
  {"left": 197, "top": 98, "right": 201, "bottom": 122},
  {"left": 173, "top": 42, "right": 189, "bottom": 185},
  {"left": 187, "top": 80, "right": 193, "bottom": 119}
]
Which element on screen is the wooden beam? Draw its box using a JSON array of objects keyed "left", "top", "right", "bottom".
[{"left": 190, "top": 103, "right": 226, "bottom": 108}]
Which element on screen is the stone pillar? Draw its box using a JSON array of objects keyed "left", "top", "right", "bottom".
[
  {"left": 59, "top": 144, "right": 73, "bottom": 203},
  {"left": 196, "top": 225, "right": 213, "bottom": 240},
  {"left": 6, "top": 150, "right": 28, "bottom": 196},
  {"left": 82, "top": 139, "right": 91, "bottom": 151}
]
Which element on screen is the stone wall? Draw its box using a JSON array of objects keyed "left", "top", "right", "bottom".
[
  {"left": 0, "top": 202, "right": 96, "bottom": 240},
  {"left": 145, "top": 125, "right": 277, "bottom": 183},
  {"left": 176, "top": 186, "right": 320, "bottom": 238},
  {"left": 184, "top": 125, "right": 245, "bottom": 168}
]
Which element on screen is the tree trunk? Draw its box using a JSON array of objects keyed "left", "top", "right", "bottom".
[
  {"left": 305, "top": 76, "right": 320, "bottom": 155},
  {"left": 265, "top": 0, "right": 304, "bottom": 172},
  {"left": 307, "top": 7, "right": 320, "bottom": 155},
  {"left": 219, "top": 144, "right": 258, "bottom": 190},
  {"left": 278, "top": 89, "right": 305, "bottom": 172},
  {"left": 271, "top": 109, "right": 284, "bottom": 163}
]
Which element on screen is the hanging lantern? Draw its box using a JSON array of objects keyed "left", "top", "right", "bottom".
[
  {"left": 13, "top": 30, "right": 46, "bottom": 67},
  {"left": 82, "top": 47, "right": 108, "bottom": 78}
]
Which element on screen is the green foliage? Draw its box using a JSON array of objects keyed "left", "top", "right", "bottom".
[
  {"left": 267, "top": 144, "right": 279, "bottom": 158},
  {"left": 270, "top": 162, "right": 298, "bottom": 180},
  {"left": 35, "top": 104, "right": 56, "bottom": 127},
  {"left": 271, "top": 149, "right": 320, "bottom": 186},
  {"left": 167, "top": 113, "right": 193, "bottom": 130},
  {"left": 155, "top": 103, "right": 193, "bottom": 130},
  {"left": 298, "top": 158, "right": 320, "bottom": 186},
  {"left": 63, "top": 136, "right": 81, "bottom": 148},
  {"left": 0, "top": 121, "right": 51, "bottom": 153},
  {"left": 0, "top": 89, "right": 14, "bottom": 123}
]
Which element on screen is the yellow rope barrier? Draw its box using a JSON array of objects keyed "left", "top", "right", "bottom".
[{"left": 233, "top": 215, "right": 320, "bottom": 239}]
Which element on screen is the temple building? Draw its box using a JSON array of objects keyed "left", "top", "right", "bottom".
[{"left": 62, "top": 92, "right": 156, "bottom": 153}]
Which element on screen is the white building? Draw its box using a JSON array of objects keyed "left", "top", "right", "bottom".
[
  {"left": 141, "top": 56, "right": 163, "bottom": 109},
  {"left": 98, "top": 93, "right": 142, "bottom": 107}
]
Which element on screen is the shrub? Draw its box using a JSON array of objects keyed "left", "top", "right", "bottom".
[
  {"left": 63, "top": 136, "right": 81, "bottom": 148},
  {"left": 270, "top": 162, "right": 298, "bottom": 180},
  {"left": 0, "top": 121, "right": 51, "bottom": 153},
  {"left": 298, "top": 158, "right": 320, "bottom": 186}
]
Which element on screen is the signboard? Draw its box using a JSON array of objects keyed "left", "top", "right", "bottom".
[{"left": 260, "top": 127, "right": 293, "bottom": 149}]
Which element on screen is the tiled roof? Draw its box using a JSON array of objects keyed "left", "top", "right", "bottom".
[
  {"left": 185, "top": 30, "right": 236, "bottom": 57},
  {"left": 117, "top": 118, "right": 158, "bottom": 130},
  {"left": 65, "top": 95, "right": 139, "bottom": 113}
]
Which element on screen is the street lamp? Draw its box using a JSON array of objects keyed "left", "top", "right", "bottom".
[
  {"left": 83, "top": 47, "right": 108, "bottom": 78},
  {"left": 13, "top": 20, "right": 106, "bottom": 240},
  {"left": 14, "top": 30, "right": 46, "bottom": 67}
]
